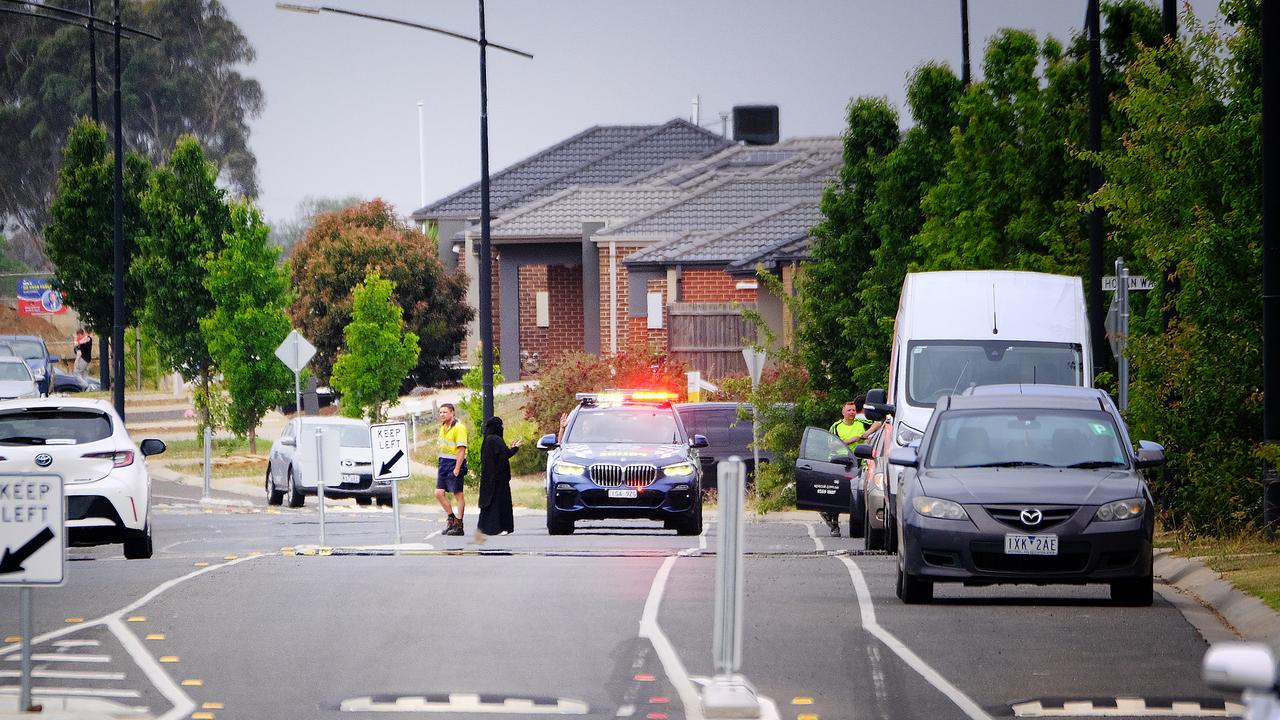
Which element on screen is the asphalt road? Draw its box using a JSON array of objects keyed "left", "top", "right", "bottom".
[{"left": 0, "top": 478, "right": 1234, "bottom": 720}]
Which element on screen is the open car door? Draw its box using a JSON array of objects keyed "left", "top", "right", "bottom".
[{"left": 794, "top": 426, "right": 856, "bottom": 512}]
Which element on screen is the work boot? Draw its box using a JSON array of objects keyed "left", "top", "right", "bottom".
[{"left": 449, "top": 516, "right": 465, "bottom": 536}]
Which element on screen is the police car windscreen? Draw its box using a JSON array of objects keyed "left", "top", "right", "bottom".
[{"left": 568, "top": 408, "right": 680, "bottom": 444}]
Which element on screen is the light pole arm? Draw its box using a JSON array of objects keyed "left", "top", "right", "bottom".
[{"left": 275, "top": 2, "right": 533, "bottom": 59}]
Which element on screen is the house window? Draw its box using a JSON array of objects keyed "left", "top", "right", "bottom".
[
  {"left": 647, "top": 292, "right": 663, "bottom": 329},
  {"left": 536, "top": 291, "right": 549, "bottom": 328}
]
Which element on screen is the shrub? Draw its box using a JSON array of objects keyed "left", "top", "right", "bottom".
[{"left": 522, "top": 350, "right": 688, "bottom": 434}]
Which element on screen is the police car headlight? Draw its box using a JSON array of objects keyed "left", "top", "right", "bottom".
[
  {"left": 662, "top": 462, "right": 696, "bottom": 477},
  {"left": 553, "top": 462, "right": 585, "bottom": 477}
]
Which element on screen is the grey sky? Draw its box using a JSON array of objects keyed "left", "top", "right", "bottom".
[{"left": 221, "top": 0, "right": 1223, "bottom": 225}]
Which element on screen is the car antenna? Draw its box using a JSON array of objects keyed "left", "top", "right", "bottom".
[{"left": 991, "top": 283, "right": 999, "bottom": 335}]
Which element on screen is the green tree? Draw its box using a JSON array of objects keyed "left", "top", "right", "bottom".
[
  {"left": 330, "top": 271, "right": 420, "bottom": 423},
  {"left": 43, "top": 119, "right": 151, "bottom": 388},
  {"left": 135, "top": 135, "right": 230, "bottom": 430},
  {"left": 1091, "top": 1, "right": 1261, "bottom": 533},
  {"left": 288, "top": 200, "right": 470, "bottom": 386},
  {"left": 797, "top": 97, "right": 900, "bottom": 400},
  {"left": 201, "top": 201, "right": 293, "bottom": 453},
  {"left": 0, "top": 0, "right": 263, "bottom": 237}
]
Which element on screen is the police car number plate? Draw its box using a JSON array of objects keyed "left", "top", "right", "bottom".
[
  {"left": 608, "top": 487, "right": 638, "bottom": 499},
  {"left": 1004, "top": 534, "right": 1058, "bottom": 555}
]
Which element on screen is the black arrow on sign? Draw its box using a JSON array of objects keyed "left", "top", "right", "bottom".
[
  {"left": 380, "top": 450, "right": 405, "bottom": 477},
  {"left": 0, "top": 527, "right": 55, "bottom": 575}
]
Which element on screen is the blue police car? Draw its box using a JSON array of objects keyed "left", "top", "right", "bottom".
[{"left": 537, "top": 391, "right": 707, "bottom": 535}]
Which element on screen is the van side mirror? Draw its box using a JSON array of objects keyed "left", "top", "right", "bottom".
[
  {"left": 887, "top": 447, "right": 918, "bottom": 468},
  {"left": 537, "top": 433, "right": 559, "bottom": 450},
  {"left": 865, "top": 402, "right": 894, "bottom": 422},
  {"left": 1203, "top": 643, "right": 1277, "bottom": 693},
  {"left": 853, "top": 443, "right": 874, "bottom": 460},
  {"left": 139, "top": 438, "right": 167, "bottom": 457},
  {"left": 865, "top": 389, "right": 887, "bottom": 405},
  {"left": 1135, "top": 440, "right": 1165, "bottom": 469}
]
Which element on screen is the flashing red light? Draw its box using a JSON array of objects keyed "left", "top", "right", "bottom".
[{"left": 629, "top": 391, "right": 678, "bottom": 402}]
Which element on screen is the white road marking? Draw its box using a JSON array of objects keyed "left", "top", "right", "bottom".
[
  {"left": 4, "top": 654, "right": 110, "bottom": 663},
  {"left": 640, "top": 554, "right": 704, "bottom": 720},
  {"left": 339, "top": 693, "right": 589, "bottom": 714},
  {"left": 0, "top": 685, "right": 141, "bottom": 699},
  {"left": 1011, "top": 698, "right": 1245, "bottom": 717},
  {"left": 0, "top": 669, "right": 126, "bottom": 681},
  {"left": 699, "top": 522, "right": 710, "bottom": 551},
  {"left": 52, "top": 640, "right": 101, "bottom": 648},
  {"left": 803, "top": 522, "right": 825, "bottom": 552},
  {"left": 0, "top": 554, "right": 264, "bottom": 720},
  {"left": 838, "top": 556, "right": 993, "bottom": 720}
]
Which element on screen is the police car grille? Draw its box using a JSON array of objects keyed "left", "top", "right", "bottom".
[{"left": 590, "top": 463, "right": 658, "bottom": 488}]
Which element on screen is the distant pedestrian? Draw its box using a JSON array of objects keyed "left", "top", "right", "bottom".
[
  {"left": 435, "top": 403, "right": 468, "bottom": 536},
  {"left": 477, "top": 416, "right": 523, "bottom": 538},
  {"left": 73, "top": 328, "right": 92, "bottom": 381},
  {"left": 820, "top": 398, "right": 878, "bottom": 537}
]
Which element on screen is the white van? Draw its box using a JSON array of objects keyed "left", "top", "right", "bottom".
[{"left": 868, "top": 270, "right": 1093, "bottom": 551}]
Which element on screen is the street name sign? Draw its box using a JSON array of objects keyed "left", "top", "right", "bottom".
[
  {"left": 0, "top": 474, "right": 64, "bottom": 586},
  {"left": 275, "top": 330, "right": 316, "bottom": 373},
  {"left": 1102, "top": 275, "right": 1154, "bottom": 292},
  {"left": 371, "top": 422, "right": 410, "bottom": 480}
]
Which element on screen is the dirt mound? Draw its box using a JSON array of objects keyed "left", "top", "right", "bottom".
[{"left": 0, "top": 303, "right": 64, "bottom": 343}]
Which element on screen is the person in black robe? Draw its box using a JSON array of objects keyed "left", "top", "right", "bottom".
[{"left": 478, "top": 416, "right": 522, "bottom": 536}]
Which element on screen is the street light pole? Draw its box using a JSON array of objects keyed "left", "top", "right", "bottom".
[
  {"left": 275, "top": 2, "right": 530, "bottom": 423},
  {"left": 111, "top": 0, "right": 125, "bottom": 418}
]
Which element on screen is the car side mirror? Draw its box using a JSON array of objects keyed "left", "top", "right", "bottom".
[
  {"left": 1203, "top": 642, "right": 1277, "bottom": 693},
  {"left": 865, "top": 388, "right": 887, "bottom": 405},
  {"left": 865, "top": 402, "right": 895, "bottom": 422},
  {"left": 537, "top": 433, "right": 559, "bottom": 450},
  {"left": 139, "top": 438, "right": 166, "bottom": 457},
  {"left": 1135, "top": 440, "right": 1165, "bottom": 469},
  {"left": 48, "top": 355, "right": 59, "bottom": 363},
  {"left": 280, "top": 437, "right": 296, "bottom": 448},
  {"left": 690, "top": 434, "right": 709, "bottom": 449},
  {"left": 888, "top": 447, "right": 918, "bottom": 468},
  {"left": 853, "top": 443, "right": 874, "bottom": 460}
]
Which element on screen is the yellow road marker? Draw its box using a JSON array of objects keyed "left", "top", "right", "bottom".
[
  {"left": 192, "top": 713, "right": 215, "bottom": 719},
  {"left": 798, "top": 714, "right": 820, "bottom": 720},
  {"left": 222, "top": 555, "right": 237, "bottom": 560},
  {"left": 145, "top": 634, "right": 165, "bottom": 641},
  {"left": 159, "top": 656, "right": 180, "bottom": 663},
  {"left": 64, "top": 618, "right": 84, "bottom": 624},
  {"left": 266, "top": 508, "right": 280, "bottom": 514},
  {"left": 280, "top": 546, "right": 294, "bottom": 552},
  {"left": 127, "top": 616, "right": 146, "bottom": 623},
  {"left": 193, "top": 562, "right": 209, "bottom": 567},
  {"left": 4, "top": 636, "right": 21, "bottom": 643},
  {"left": 202, "top": 702, "right": 224, "bottom": 710},
  {"left": 281, "top": 550, "right": 296, "bottom": 556},
  {"left": 791, "top": 698, "right": 815, "bottom": 705},
  {"left": 181, "top": 679, "right": 203, "bottom": 687},
  {"left": 248, "top": 551, "right": 262, "bottom": 556}
]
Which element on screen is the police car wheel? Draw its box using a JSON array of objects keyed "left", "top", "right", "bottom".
[{"left": 676, "top": 502, "right": 703, "bottom": 536}]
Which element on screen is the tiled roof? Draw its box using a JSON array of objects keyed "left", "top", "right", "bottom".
[
  {"left": 597, "top": 166, "right": 835, "bottom": 241},
  {"left": 625, "top": 200, "right": 822, "bottom": 266},
  {"left": 725, "top": 233, "right": 813, "bottom": 275},
  {"left": 489, "top": 186, "right": 685, "bottom": 238},
  {"left": 413, "top": 119, "right": 731, "bottom": 220}
]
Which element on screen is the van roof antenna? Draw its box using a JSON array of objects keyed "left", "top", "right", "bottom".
[{"left": 991, "top": 284, "right": 999, "bottom": 335}]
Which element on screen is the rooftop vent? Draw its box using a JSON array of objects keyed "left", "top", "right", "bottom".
[{"left": 733, "top": 105, "right": 779, "bottom": 146}]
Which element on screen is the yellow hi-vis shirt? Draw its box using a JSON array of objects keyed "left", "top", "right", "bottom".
[
  {"left": 830, "top": 418, "right": 870, "bottom": 444},
  {"left": 438, "top": 420, "right": 468, "bottom": 459}
]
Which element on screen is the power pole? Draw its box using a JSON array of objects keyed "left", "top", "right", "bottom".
[
  {"left": 1262, "top": 0, "right": 1279, "bottom": 537},
  {"left": 960, "top": 0, "right": 971, "bottom": 88},
  {"left": 1087, "top": 0, "right": 1108, "bottom": 378}
]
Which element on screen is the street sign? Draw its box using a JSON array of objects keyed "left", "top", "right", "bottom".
[
  {"left": 1102, "top": 275, "right": 1154, "bottom": 292},
  {"left": 275, "top": 330, "right": 316, "bottom": 373},
  {"left": 742, "top": 348, "right": 767, "bottom": 387},
  {"left": 1105, "top": 294, "right": 1121, "bottom": 358},
  {"left": 371, "top": 422, "right": 410, "bottom": 480},
  {"left": 0, "top": 474, "right": 64, "bottom": 586}
]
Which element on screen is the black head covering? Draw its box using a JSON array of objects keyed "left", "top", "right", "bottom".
[{"left": 484, "top": 416, "right": 504, "bottom": 437}]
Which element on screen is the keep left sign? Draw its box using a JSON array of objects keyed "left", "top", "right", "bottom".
[{"left": 0, "top": 474, "right": 64, "bottom": 586}]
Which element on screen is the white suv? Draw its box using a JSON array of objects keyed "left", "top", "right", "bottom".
[{"left": 0, "top": 398, "right": 166, "bottom": 558}]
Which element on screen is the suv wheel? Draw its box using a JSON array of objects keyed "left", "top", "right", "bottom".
[
  {"left": 376, "top": 496, "right": 393, "bottom": 507},
  {"left": 123, "top": 523, "right": 153, "bottom": 560},
  {"left": 864, "top": 499, "right": 885, "bottom": 550},
  {"left": 676, "top": 500, "right": 703, "bottom": 536},
  {"left": 848, "top": 487, "right": 866, "bottom": 539},
  {"left": 286, "top": 467, "right": 305, "bottom": 508},
  {"left": 266, "top": 471, "right": 284, "bottom": 506},
  {"left": 355, "top": 496, "right": 373, "bottom": 506}
]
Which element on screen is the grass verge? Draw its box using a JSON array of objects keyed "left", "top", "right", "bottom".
[{"left": 1166, "top": 530, "right": 1280, "bottom": 612}]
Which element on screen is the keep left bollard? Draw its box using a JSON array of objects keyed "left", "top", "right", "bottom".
[{"left": 202, "top": 426, "right": 211, "bottom": 500}]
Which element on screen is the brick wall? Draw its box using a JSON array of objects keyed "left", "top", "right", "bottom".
[
  {"left": 517, "top": 263, "right": 585, "bottom": 378},
  {"left": 518, "top": 265, "right": 549, "bottom": 371},
  {"left": 680, "top": 268, "right": 757, "bottom": 303},
  {"left": 598, "top": 244, "right": 644, "bottom": 353}
]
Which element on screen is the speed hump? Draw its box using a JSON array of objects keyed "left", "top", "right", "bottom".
[
  {"left": 0, "top": 474, "right": 65, "bottom": 586},
  {"left": 371, "top": 422, "right": 410, "bottom": 481}
]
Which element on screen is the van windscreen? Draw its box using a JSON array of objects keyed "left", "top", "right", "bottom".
[{"left": 906, "top": 340, "right": 1083, "bottom": 407}]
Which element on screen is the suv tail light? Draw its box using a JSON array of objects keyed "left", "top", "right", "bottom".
[{"left": 83, "top": 450, "right": 135, "bottom": 468}]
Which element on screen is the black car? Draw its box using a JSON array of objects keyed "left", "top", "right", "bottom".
[
  {"left": 890, "top": 384, "right": 1163, "bottom": 606},
  {"left": 537, "top": 391, "right": 708, "bottom": 535},
  {"left": 674, "top": 402, "right": 771, "bottom": 490},
  {"left": 52, "top": 367, "right": 102, "bottom": 393}
]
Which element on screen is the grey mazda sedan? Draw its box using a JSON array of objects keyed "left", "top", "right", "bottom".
[{"left": 889, "top": 384, "right": 1164, "bottom": 606}]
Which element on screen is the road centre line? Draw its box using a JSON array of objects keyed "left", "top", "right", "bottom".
[
  {"left": 640, "top": 554, "right": 704, "bottom": 720},
  {"left": 837, "top": 556, "right": 993, "bottom": 720}
]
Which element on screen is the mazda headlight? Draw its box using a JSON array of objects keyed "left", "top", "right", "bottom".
[
  {"left": 1094, "top": 498, "right": 1145, "bottom": 522},
  {"left": 662, "top": 462, "right": 696, "bottom": 477},
  {"left": 896, "top": 422, "right": 923, "bottom": 447},
  {"left": 552, "top": 461, "right": 585, "bottom": 477},
  {"left": 912, "top": 496, "right": 968, "bottom": 520}
]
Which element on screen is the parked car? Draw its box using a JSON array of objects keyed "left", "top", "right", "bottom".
[
  {"left": 0, "top": 356, "right": 40, "bottom": 400},
  {"left": 52, "top": 367, "right": 102, "bottom": 393},
  {"left": 674, "top": 402, "right": 771, "bottom": 490},
  {"left": 890, "top": 384, "right": 1162, "bottom": 606},
  {"left": 0, "top": 397, "right": 166, "bottom": 558},
  {"left": 266, "top": 416, "right": 388, "bottom": 507},
  {"left": 0, "top": 335, "right": 59, "bottom": 396}
]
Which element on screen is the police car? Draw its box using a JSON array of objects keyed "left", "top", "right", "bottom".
[{"left": 536, "top": 391, "right": 707, "bottom": 535}]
